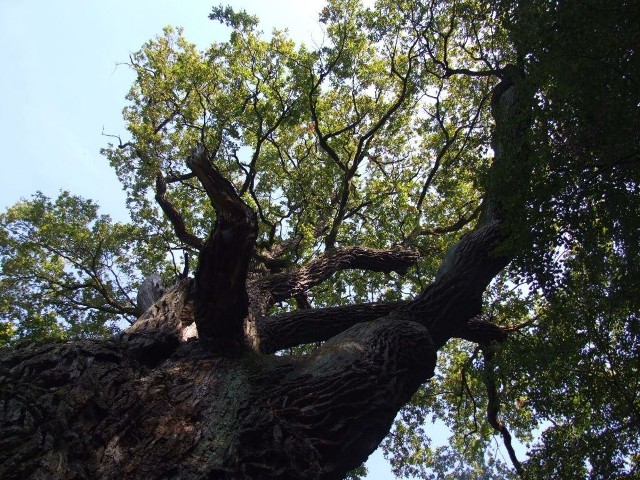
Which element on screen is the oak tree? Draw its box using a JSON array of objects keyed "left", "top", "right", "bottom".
[{"left": 1, "top": 0, "right": 638, "bottom": 478}]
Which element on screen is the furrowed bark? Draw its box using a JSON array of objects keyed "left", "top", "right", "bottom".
[
  {"left": 401, "top": 217, "right": 510, "bottom": 348},
  {"left": 187, "top": 147, "right": 258, "bottom": 354},
  {"left": 251, "top": 246, "right": 418, "bottom": 314},
  {"left": 258, "top": 306, "right": 511, "bottom": 354},
  {"left": 0, "top": 312, "right": 436, "bottom": 480},
  {"left": 263, "top": 314, "right": 437, "bottom": 479},
  {"left": 257, "top": 301, "right": 405, "bottom": 353}
]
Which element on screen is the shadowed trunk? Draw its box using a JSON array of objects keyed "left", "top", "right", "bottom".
[{"left": 0, "top": 72, "right": 527, "bottom": 479}]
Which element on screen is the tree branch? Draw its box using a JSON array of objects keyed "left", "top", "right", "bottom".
[
  {"left": 406, "top": 203, "right": 482, "bottom": 243},
  {"left": 165, "top": 171, "right": 197, "bottom": 183},
  {"left": 453, "top": 317, "right": 513, "bottom": 344},
  {"left": 443, "top": 67, "right": 499, "bottom": 78},
  {"left": 256, "top": 238, "right": 508, "bottom": 354},
  {"left": 399, "top": 217, "right": 509, "bottom": 348},
  {"left": 257, "top": 301, "right": 404, "bottom": 353},
  {"left": 399, "top": 66, "right": 530, "bottom": 348},
  {"left": 187, "top": 147, "right": 258, "bottom": 353},
  {"left": 252, "top": 246, "right": 419, "bottom": 312},
  {"left": 154, "top": 174, "right": 205, "bottom": 251},
  {"left": 483, "top": 346, "right": 524, "bottom": 476}
]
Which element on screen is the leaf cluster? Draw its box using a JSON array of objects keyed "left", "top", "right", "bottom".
[{"left": 0, "top": 192, "right": 167, "bottom": 344}]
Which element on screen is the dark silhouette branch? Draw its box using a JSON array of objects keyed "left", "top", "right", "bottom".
[
  {"left": 483, "top": 346, "right": 524, "bottom": 476},
  {"left": 443, "top": 67, "right": 499, "bottom": 78},
  {"left": 187, "top": 147, "right": 258, "bottom": 353},
  {"left": 154, "top": 174, "right": 206, "bottom": 251},
  {"left": 453, "top": 317, "right": 513, "bottom": 344},
  {"left": 407, "top": 203, "right": 482, "bottom": 243},
  {"left": 323, "top": 43, "right": 417, "bottom": 250},
  {"left": 252, "top": 246, "right": 419, "bottom": 312},
  {"left": 165, "top": 171, "right": 197, "bottom": 183},
  {"left": 25, "top": 240, "right": 141, "bottom": 319},
  {"left": 257, "top": 301, "right": 404, "bottom": 353}
]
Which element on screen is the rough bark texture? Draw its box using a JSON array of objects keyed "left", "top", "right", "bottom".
[
  {"left": 187, "top": 148, "right": 258, "bottom": 354},
  {"left": 0, "top": 73, "right": 527, "bottom": 479},
  {"left": 1, "top": 311, "right": 435, "bottom": 480}
]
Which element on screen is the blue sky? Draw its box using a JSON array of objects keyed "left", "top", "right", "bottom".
[{"left": 0, "top": 1, "right": 407, "bottom": 477}]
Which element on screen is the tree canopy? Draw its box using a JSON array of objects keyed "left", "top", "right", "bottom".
[{"left": 1, "top": 0, "right": 638, "bottom": 478}]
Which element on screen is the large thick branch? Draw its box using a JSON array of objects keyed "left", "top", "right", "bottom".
[
  {"left": 401, "top": 217, "right": 509, "bottom": 347},
  {"left": 399, "top": 67, "right": 529, "bottom": 348},
  {"left": 264, "top": 314, "right": 437, "bottom": 479},
  {"left": 257, "top": 301, "right": 404, "bottom": 353},
  {"left": 257, "top": 298, "right": 517, "bottom": 354},
  {"left": 250, "top": 246, "right": 418, "bottom": 314},
  {"left": 187, "top": 147, "right": 255, "bottom": 224},
  {"left": 187, "top": 148, "right": 258, "bottom": 354}
]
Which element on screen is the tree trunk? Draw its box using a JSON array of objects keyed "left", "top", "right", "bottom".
[
  {"left": 1, "top": 295, "right": 435, "bottom": 480},
  {"left": 0, "top": 72, "right": 527, "bottom": 479}
]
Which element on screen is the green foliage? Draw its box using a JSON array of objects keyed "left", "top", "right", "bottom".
[
  {"left": 344, "top": 463, "right": 368, "bottom": 480},
  {"left": 481, "top": 5, "right": 640, "bottom": 474},
  {"left": 498, "top": 253, "right": 640, "bottom": 478},
  {"left": 382, "top": 338, "right": 523, "bottom": 479},
  {"left": 496, "top": 0, "right": 640, "bottom": 292},
  {"left": 0, "top": 192, "right": 170, "bottom": 344},
  {"left": 209, "top": 5, "right": 259, "bottom": 31},
  {"left": 1, "top": 0, "right": 638, "bottom": 477},
  {"left": 101, "top": 0, "right": 490, "bottom": 307}
]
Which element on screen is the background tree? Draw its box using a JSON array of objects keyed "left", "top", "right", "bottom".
[{"left": 1, "top": 0, "right": 638, "bottom": 478}]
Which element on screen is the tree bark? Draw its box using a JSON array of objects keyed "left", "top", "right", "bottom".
[
  {"left": 0, "top": 73, "right": 527, "bottom": 479},
  {"left": 1, "top": 308, "right": 435, "bottom": 480}
]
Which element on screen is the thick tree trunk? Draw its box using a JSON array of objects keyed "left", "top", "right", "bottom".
[
  {"left": 0, "top": 221, "right": 501, "bottom": 480},
  {"left": 0, "top": 72, "right": 527, "bottom": 479},
  {"left": 1, "top": 299, "right": 435, "bottom": 480}
]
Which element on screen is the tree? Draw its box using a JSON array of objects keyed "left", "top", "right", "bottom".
[{"left": 1, "top": 0, "right": 638, "bottom": 478}]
